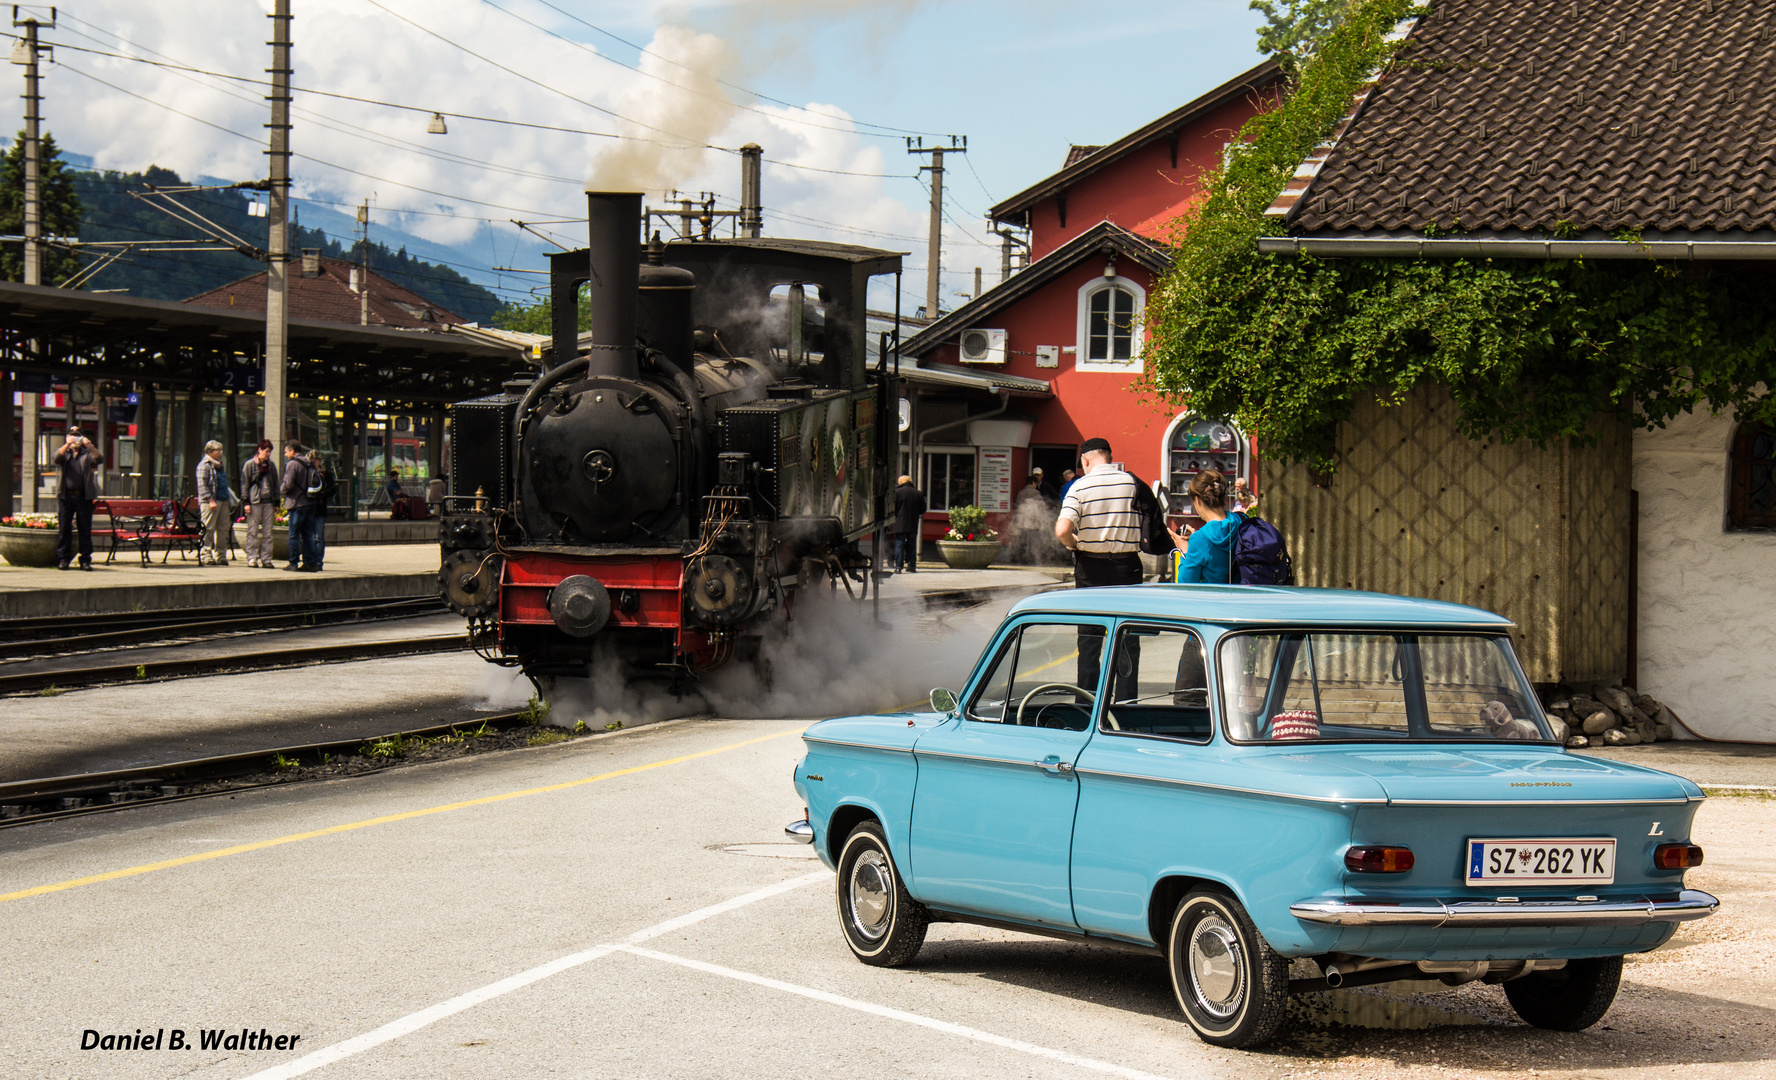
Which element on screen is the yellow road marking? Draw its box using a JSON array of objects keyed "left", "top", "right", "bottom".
[{"left": 0, "top": 725, "right": 805, "bottom": 906}]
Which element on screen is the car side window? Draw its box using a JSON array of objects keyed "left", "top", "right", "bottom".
[
  {"left": 965, "top": 622, "right": 1100, "bottom": 731},
  {"left": 1100, "top": 624, "right": 1212, "bottom": 743}
]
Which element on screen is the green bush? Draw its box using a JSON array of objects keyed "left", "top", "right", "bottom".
[{"left": 943, "top": 505, "right": 996, "bottom": 541}]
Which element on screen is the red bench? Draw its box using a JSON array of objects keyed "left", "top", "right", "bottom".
[{"left": 93, "top": 496, "right": 205, "bottom": 565}]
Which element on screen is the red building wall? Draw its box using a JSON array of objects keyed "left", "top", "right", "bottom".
[{"left": 1026, "top": 92, "right": 1272, "bottom": 260}]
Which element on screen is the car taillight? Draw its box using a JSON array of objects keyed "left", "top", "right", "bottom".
[
  {"left": 1345, "top": 846, "right": 1415, "bottom": 873},
  {"left": 1653, "top": 843, "right": 1704, "bottom": 869}
]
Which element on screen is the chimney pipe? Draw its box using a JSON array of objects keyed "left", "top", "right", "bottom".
[
  {"left": 739, "top": 144, "right": 763, "bottom": 239},
  {"left": 584, "top": 191, "right": 642, "bottom": 380}
]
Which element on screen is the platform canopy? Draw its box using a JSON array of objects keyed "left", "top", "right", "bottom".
[{"left": 0, "top": 280, "right": 527, "bottom": 408}]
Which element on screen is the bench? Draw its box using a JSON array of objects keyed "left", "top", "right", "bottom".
[{"left": 93, "top": 496, "right": 206, "bottom": 565}]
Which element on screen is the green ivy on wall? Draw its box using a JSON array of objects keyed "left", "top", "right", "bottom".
[{"left": 1146, "top": 0, "right": 1776, "bottom": 474}]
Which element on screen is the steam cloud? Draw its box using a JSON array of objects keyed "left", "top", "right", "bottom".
[
  {"left": 590, "top": 25, "right": 738, "bottom": 196},
  {"left": 481, "top": 593, "right": 1008, "bottom": 728}
]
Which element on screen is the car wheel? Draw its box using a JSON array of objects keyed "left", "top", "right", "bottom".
[
  {"left": 835, "top": 820, "right": 928, "bottom": 967},
  {"left": 1166, "top": 889, "right": 1290, "bottom": 1048},
  {"left": 1502, "top": 956, "right": 1623, "bottom": 1031}
]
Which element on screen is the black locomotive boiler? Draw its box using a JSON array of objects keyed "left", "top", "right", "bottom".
[{"left": 439, "top": 192, "right": 902, "bottom": 687}]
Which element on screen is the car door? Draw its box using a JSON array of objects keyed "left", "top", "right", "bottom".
[{"left": 909, "top": 617, "right": 1109, "bottom": 930}]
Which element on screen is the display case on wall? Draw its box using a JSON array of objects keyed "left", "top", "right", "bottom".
[{"left": 1164, "top": 415, "right": 1249, "bottom": 518}]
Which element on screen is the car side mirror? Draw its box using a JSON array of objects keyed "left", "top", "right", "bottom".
[{"left": 929, "top": 687, "right": 958, "bottom": 715}]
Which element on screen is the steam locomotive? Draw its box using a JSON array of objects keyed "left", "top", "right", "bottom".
[{"left": 438, "top": 192, "right": 902, "bottom": 689}]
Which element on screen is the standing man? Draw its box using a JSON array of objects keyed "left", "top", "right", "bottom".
[
  {"left": 280, "top": 441, "right": 314, "bottom": 572},
  {"left": 889, "top": 474, "right": 926, "bottom": 574},
  {"left": 1055, "top": 437, "right": 1143, "bottom": 692},
  {"left": 195, "top": 440, "right": 234, "bottom": 566},
  {"left": 239, "top": 439, "right": 278, "bottom": 568},
  {"left": 52, "top": 425, "right": 103, "bottom": 571}
]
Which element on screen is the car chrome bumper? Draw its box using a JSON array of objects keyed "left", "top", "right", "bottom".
[
  {"left": 784, "top": 819, "right": 814, "bottom": 844},
  {"left": 1290, "top": 889, "right": 1719, "bottom": 927}
]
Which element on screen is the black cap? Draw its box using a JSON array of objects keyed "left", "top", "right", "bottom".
[{"left": 1080, "top": 437, "right": 1111, "bottom": 456}]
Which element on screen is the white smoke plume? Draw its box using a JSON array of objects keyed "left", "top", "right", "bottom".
[
  {"left": 589, "top": 25, "right": 738, "bottom": 195},
  {"left": 491, "top": 593, "right": 1010, "bottom": 729}
]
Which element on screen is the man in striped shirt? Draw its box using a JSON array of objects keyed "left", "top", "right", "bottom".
[{"left": 1056, "top": 437, "right": 1144, "bottom": 694}]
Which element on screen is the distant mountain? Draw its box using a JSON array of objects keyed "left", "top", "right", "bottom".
[{"left": 67, "top": 164, "right": 503, "bottom": 324}]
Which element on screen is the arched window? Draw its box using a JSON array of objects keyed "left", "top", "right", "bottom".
[
  {"left": 1074, "top": 276, "right": 1145, "bottom": 373},
  {"left": 1730, "top": 421, "right": 1776, "bottom": 529}
]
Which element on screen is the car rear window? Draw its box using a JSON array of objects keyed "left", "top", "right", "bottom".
[{"left": 1218, "top": 632, "right": 1549, "bottom": 744}]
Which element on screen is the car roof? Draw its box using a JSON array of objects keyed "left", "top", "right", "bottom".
[{"left": 1009, "top": 584, "right": 1516, "bottom": 630}]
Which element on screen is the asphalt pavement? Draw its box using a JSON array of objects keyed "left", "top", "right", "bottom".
[{"left": 4, "top": 716, "right": 1771, "bottom": 1080}]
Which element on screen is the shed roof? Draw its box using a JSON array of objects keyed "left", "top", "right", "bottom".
[
  {"left": 1011, "top": 584, "right": 1516, "bottom": 629},
  {"left": 1272, "top": 0, "right": 1776, "bottom": 239}
]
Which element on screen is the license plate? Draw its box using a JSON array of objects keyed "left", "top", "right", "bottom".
[{"left": 1466, "top": 838, "right": 1616, "bottom": 886}]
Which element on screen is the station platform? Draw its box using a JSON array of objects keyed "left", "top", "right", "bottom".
[{"left": 0, "top": 542, "right": 442, "bottom": 617}]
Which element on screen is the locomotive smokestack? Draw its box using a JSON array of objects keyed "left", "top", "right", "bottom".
[
  {"left": 739, "top": 144, "right": 762, "bottom": 239},
  {"left": 584, "top": 191, "right": 642, "bottom": 380}
]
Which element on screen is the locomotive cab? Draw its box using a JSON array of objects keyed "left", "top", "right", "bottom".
[{"left": 439, "top": 192, "right": 903, "bottom": 692}]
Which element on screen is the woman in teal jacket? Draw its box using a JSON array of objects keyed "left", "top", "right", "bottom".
[{"left": 1173, "top": 469, "right": 1245, "bottom": 583}]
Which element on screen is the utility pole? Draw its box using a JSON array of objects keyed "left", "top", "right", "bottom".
[
  {"left": 989, "top": 225, "right": 1030, "bottom": 283},
  {"left": 357, "top": 196, "right": 370, "bottom": 325},
  {"left": 907, "top": 137, "right": 964, "bottom": 320},
  {"left": 13, "top": 6, "right": 52, "bottom": 512},
  {"left": 262, "top": 0, "right": 291, "bottom": 448}
]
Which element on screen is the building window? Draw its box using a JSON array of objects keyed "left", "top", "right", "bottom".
[
  {"left": 1730, "top": 422, "right": 1776, "bottom": 529},
  {"left": 923, "top": 448, "right": 976, "bottom": 512},
  {"left": 1075, "top": 276, "right": 1146, "bottom": 373}
]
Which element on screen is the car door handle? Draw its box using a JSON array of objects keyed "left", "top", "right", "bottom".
[{"left": 1035, "top": 756, "right": 1074, "bottom": 775}]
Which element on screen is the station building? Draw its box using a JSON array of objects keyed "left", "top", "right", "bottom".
[{"left": 896, "top": 61, "right": 1282, "bottom": 550}]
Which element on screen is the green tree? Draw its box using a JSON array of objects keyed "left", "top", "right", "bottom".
[
  {"left": 1251, "top": 0, "right": 1351, "bottom": 67},
  {"left": 0, "top": 130, "right": 82, "bottom": 283},
  {"left": 492, "top": 285, "right": 587, "bottom": 335}
]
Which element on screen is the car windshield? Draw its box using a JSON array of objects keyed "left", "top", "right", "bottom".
[{"left": 1218, "top": 631, "right": 1550, "bottom": 743}]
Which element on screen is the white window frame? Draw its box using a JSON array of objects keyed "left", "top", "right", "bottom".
[
  {"left": 922, "top": 445, "right": 978, "bottom": 513},
  {"left": 1074, "top": 275, "right": 1146, "bottom": 373}
]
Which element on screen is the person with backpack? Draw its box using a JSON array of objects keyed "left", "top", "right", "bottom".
[
  {"left": 279, "top": 441, "right": 324, "bottom": 573},
  {"left": 1174, "top": 469, "right": 1244, "bottom": 583},
  {"left": 1174, "top": 468, "right": 1295, "bottom": 585}
]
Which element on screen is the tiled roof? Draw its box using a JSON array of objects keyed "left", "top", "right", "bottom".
[
  {"left": 1280, "top": 0, "right": 1776, "bottom": 237},
  {"left": 1065, "top": 145, "right": 1104, "bottom": 168},
  {"left": 184, "top": 257, "right": 468, "bottom": 328}
]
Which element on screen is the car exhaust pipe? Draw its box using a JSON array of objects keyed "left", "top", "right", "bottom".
[{"left": 1322, "top": 958, "right": 1411, "bottom": 988}]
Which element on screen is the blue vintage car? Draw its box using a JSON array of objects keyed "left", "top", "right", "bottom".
[{"left": 787, "top": 585, "right": 1717, "bottom": 1048}]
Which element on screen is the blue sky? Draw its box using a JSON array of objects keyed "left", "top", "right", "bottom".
[{"left": 25, "top": 1, "right": 1269, "bottom": 315}]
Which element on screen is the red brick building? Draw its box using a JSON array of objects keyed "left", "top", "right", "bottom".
[{"left": 898, "top": 61, "right": 1282, "bottom": 547}]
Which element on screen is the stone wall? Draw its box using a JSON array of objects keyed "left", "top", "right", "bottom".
[{"left": 1634, "top": 409, "right": 1776, "bottom": 741}]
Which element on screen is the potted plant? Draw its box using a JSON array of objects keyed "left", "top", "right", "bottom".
[
  {"left": 0, "top": 513, "right": 60, "bottom": 567},
  {"left": 935, "top": 505, "right": 1000, "bottom": 569}
]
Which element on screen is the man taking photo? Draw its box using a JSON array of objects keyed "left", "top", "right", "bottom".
[{"left": 53, "top": 425, "right": 103, "bottom": 571}]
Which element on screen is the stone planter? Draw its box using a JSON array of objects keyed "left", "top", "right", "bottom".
[
  {"left": 936, "top": 539, "right": 1000, "bottom": 570},
  {"left": 0, "top": 527, "right": 61, "bottom": 567}
]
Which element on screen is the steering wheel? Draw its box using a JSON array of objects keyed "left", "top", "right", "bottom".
[{"left": 1015, "top": 683, "right": 1096, "bottom": 727}]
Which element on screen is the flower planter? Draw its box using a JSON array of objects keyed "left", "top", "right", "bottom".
[
  {"left": 0, "top": 527, "right": 61, "bottom": 567},
  {"left": 936, "top": 539, "right": 1000, "bottom": 570}
]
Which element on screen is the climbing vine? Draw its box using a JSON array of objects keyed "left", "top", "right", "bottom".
[{"left": 1145, "top": 0, "right": 1776, "bottom": 473}]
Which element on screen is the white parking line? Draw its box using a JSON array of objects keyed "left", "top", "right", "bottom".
[
  {"left": 618, "top": 944, "right": 1177, "bottom": 1080},
  {"left": 239, "top": 870, "right": 829, "bottom": 1080}
]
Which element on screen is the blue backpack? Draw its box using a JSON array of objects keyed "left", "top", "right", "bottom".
[{"left": 1229, "top": 514, "right": 1294, "bottom": 585}]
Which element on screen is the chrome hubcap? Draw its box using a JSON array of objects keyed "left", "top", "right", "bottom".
[
  {"left": 1188, "top": 914, "right": 1245, "bottom": 1019},
  {"left": 849, "top": 850, "right": 892, "bottom": 941}
]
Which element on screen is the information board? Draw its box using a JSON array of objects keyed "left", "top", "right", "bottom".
[{"left": 978, "top": 446, "right": 1012, "bottom": 512}]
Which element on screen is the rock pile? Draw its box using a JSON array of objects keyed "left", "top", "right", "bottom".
[{"left": 1538, "top": 684, "right": 1682, "bottom": 750}]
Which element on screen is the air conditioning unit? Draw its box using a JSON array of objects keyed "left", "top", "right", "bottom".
[{"left": 958, "top": 327, "right": 1006, "bottom": 364}]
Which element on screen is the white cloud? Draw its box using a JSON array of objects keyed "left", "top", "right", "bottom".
[{"left": 23, "top": 0, "right": 996, "bottom": 309}]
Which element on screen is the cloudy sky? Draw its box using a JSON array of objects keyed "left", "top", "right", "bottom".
[{"left": 19, "top": 0, "right": 1266, "bottom": 314}]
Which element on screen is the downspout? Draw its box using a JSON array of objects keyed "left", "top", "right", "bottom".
[{"left": 913, "top": 388, "right": 1008, "bottom": 506}]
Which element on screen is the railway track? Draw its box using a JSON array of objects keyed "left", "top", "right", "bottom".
[
  {"left": 0, "top": 710, "right": 539, "bottom": 830},
  {"left": 0, "top": 595, "right": 443, "bottom": 659}
]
